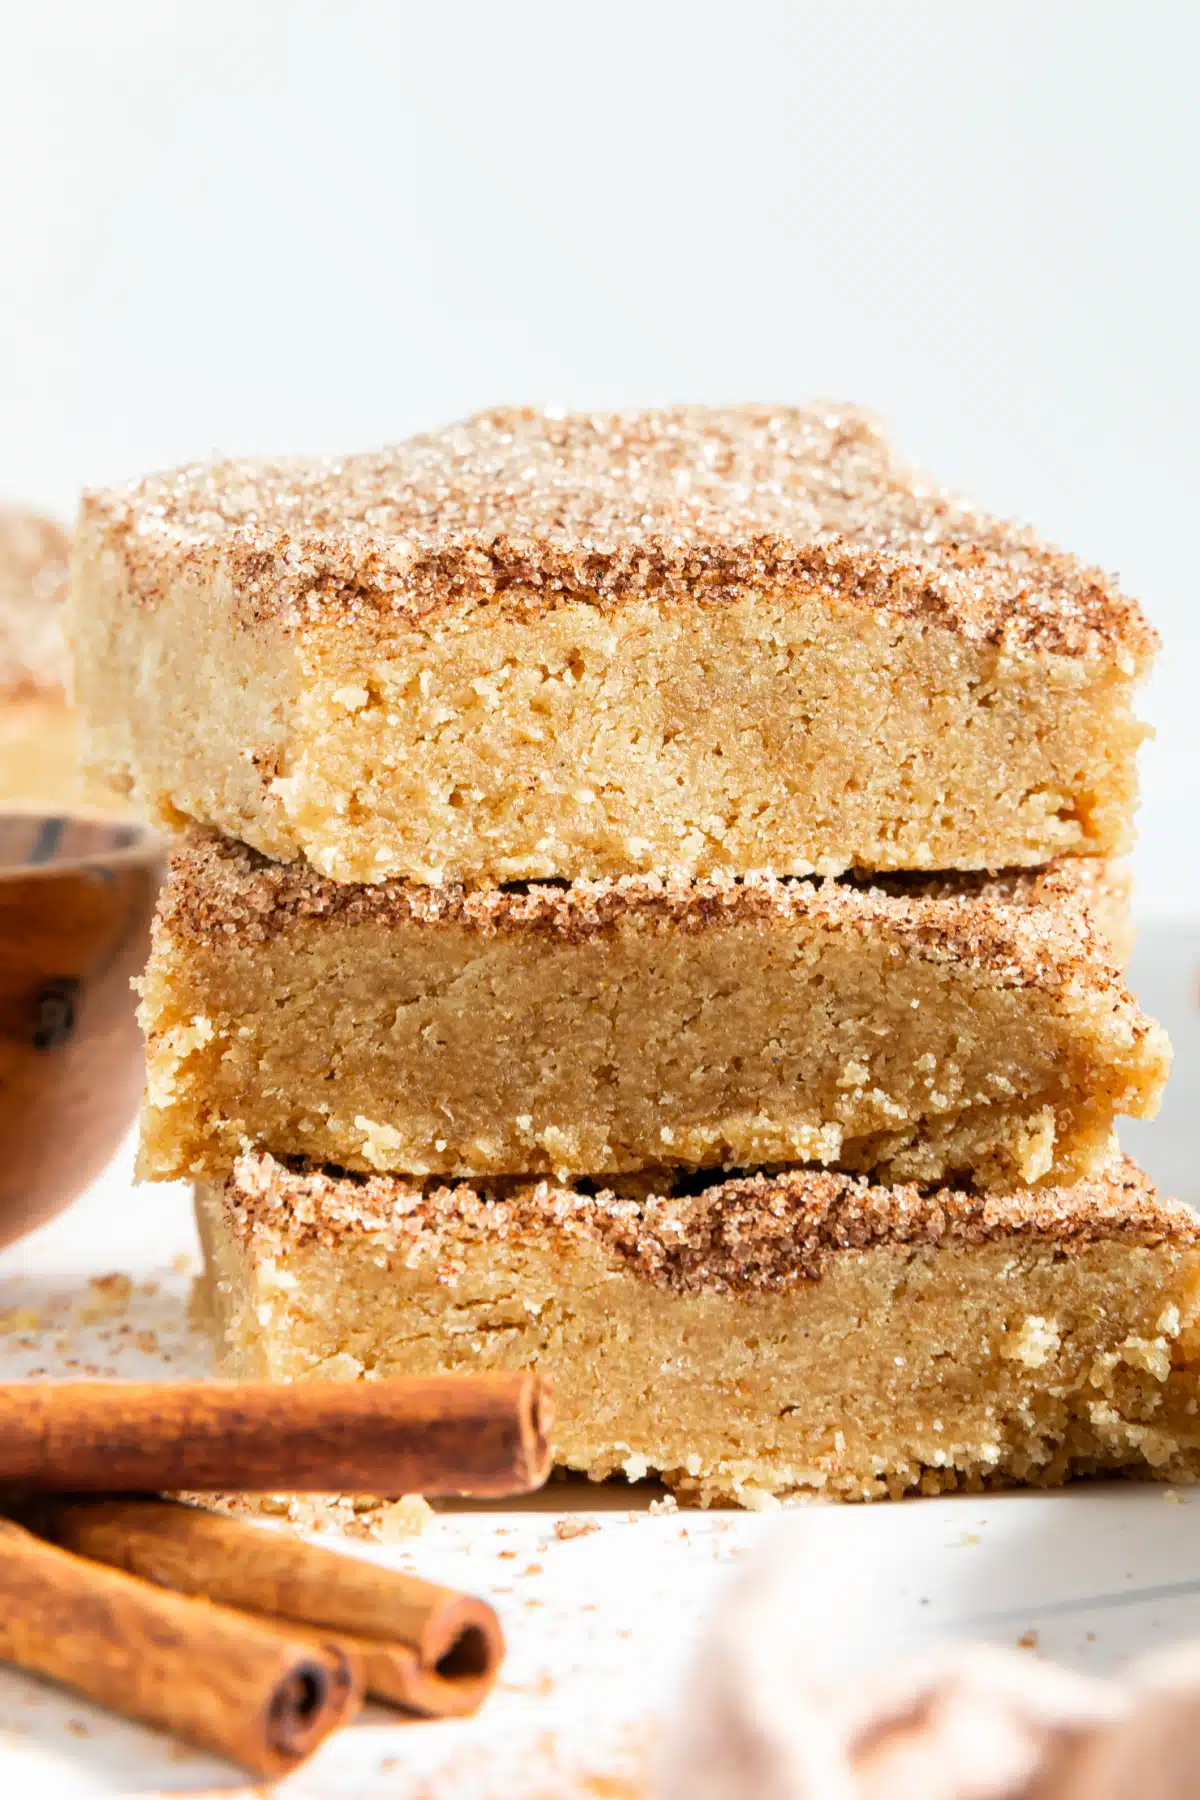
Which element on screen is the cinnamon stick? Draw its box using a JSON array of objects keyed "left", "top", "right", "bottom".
[
  {"left": 256, "top": 1614, "right": 491, "bottom": 1719},
  {"left": 27, "top": 1496, "right": 504, "bottom": 1719},
  {"left": 0, "top": 1373, "right": 552, "bottom": 1496},
  {"left": 0, "top": 1516, "right": 359, "bottom": 1777}
]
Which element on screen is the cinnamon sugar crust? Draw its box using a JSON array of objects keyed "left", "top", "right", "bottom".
[
  {"left": 220, "top": 1151, "right": 1194, "bottom": 1297},
  {"left": 79, "top": 406, "right": 1151, "bottom": 660},
  {"left": 0, "top": 506, "right": 69, "bottom": 698},
  {"left": 158, "top": 829, "right": 1126, "bottom": 986}
]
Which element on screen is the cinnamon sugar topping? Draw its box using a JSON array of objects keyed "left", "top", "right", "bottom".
[
  {"left": 220, "top": 1152, "right": 1194, "bottom": 1296},
  {"left": 158, "top": 827, "right": 1126, "bottom": 993},
  {"left": 80, "top": 407, "right": 1153, "bottom": 659}
]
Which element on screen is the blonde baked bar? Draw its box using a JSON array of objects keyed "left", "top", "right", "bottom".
[
  {"left": 70, "top": 406, "right": 1154, "bottom": 884},
  {"left": 0, "top": 507, "right": 78, "bottom": 808},
  {"left": 138, "top": 832, "right": 1163, "bottom": 1190},
  {"left": 195, "top": 1152, "right": 1200, "bottom": 1507},
  {"left": 0, "top": 697, "right": 80, "bottom": 810}
]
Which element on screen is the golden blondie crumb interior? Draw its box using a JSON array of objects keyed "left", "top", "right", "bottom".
[{"left": 139, "top": 834, "right": 1165, "bottom": 1189}]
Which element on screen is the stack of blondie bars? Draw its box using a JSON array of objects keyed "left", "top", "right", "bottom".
[{"left": 69, "top": 406, "right": 1200, "bottom": 1504}]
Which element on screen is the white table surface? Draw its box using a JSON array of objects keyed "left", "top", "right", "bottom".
[{"left": 0, "top": 926, "right": 1194, "bottom": 1798}]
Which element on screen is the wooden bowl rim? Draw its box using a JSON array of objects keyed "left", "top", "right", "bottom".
[{"left": 0, "top": 813, "right": 164, "bottom": 881}]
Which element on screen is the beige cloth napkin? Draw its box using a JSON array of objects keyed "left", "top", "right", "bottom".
[{"left": 660, "top": 1513, "right": 1200, "bottom": 1800}]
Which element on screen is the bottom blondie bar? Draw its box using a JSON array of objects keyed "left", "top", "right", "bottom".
[{"left": 196, "top": 1152, "right": 1200, "bottom": 1508}]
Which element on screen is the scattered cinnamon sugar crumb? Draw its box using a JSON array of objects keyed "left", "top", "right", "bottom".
[
  {"left": 502, "top": 1671, "right": 558, "bottom": 1699},
  {"left": 376, "top": 1495, "right": 434, "bottom": 1543},
  {"left": 1017, "top": 1630, "right": 1039, "bottom": 1650},
  {"left": 554, "top": 1518, "right": 600, "bottom": 1541},
  {"left": 524, "top": 1563, "right": 544, "bottom": 1577},
  {"left": 175, "top": 1488, "right": 431, "bottom": 1541},
  {"left": 73, "top": 1273, "right": 133, "bottom": 1324},
  {"left": 134, "top": 1330, "right": 159, "bottom": 1355},
  {"left": 92, "top": 1273, "right": 132, "bottom": 1300},
  {"left": 0, "top": 1308, "right": 43, "bottom": 1334},
  {"left": 575, "top": 1773, "right": 647, "bottom": 1797},
  {"left": 649, "top": 1495, "right": 679, "bottom": 1516},
  {"left": 170, "top": 1253, "right": 193, "bottom": 1275}
]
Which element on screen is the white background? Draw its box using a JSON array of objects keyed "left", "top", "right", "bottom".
[{"left": 2, "top": 1, "right": 1195, "bottom": 913}]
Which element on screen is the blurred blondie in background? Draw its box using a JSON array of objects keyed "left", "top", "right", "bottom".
[
  {"left": 0, "top": 505, "right": 134, "bottom": 814},
  {"left": 0, "top": 506, "right": 75, "bottom": 808}
]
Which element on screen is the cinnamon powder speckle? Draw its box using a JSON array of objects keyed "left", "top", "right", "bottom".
[{"left": 79, "top": 405, "right": 1153, "bottom": 661}]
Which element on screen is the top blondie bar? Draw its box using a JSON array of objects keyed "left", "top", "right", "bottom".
[{"left": 68, "top": 405, "right": 1155, "bottom": 884}]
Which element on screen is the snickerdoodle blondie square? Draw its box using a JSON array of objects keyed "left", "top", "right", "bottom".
[
  {"left": 69, "top": 406, "right": 1154, "bottom": 884},
  {"left": 138, "top": 831, "right": 1164, "bottom": 1191},
  {"left": 195, "top": 1151, "right": 1200, "bottom": 1508}
]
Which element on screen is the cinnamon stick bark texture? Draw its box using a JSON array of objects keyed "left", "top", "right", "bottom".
[
  {"left": 0, "top": 1373, "right": 552, "bottom": 1496},
  {"left": 0, "top": 1516, "right": 359, "bottom": 1778},
  {"left": 28, "top": 1496, "right": 504, "bottom": 1719}
]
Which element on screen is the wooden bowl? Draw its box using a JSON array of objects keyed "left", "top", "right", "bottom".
[{"left": 0, "top": 815, "right": 164, "bottom": 1247}]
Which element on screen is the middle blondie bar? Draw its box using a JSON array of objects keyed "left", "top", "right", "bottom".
[{"left": 137, "top": 832, "right": 1166, "bottom": 1191}]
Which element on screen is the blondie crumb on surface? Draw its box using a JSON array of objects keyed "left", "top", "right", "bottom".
[
  {"left": 172, "top": 1486, "right": 435, "bottom": 1541},
  {"left": 193, "top": 1151, "right": 1200, "bottom": 1509},
  {"left": 69, "top": 406, "right": 1154, "bottom": 884},
  {"left": 136, "top": 830, "right": 1165, "bottom": 1191}
]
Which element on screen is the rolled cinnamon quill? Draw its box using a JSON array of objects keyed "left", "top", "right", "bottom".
[
  {"left": 28, "top": 1496, "right": 504, "bottom": 1719},
  {"left": 0, "top": 1372, "right": 551, "bottom": 1496},
  {"left": 0, "top": 1516, "right": 359, "bottom": 1778}
]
